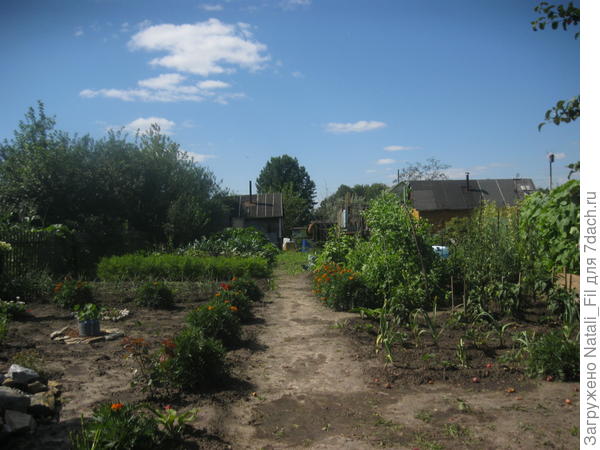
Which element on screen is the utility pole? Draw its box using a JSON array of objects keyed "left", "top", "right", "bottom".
[{"left": 548, "top": 153, "right": 555, "bottom": 189}]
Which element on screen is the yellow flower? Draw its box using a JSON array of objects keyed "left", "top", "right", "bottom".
[{"left": 207, "top": 305, "right": 214, "bottom": 311}]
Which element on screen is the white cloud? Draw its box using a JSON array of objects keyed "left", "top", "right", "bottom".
[
  {"left": 376, "top": 158, "right": 395, "bottom": 165},
  {"left": 74, "top": 27, "right": 84, "bottom": 37},
  {"left": 197, "top": 79, "right": 230, "bottom": 89},
  {"left": 325, "top": 120, "right": 387, "bottom": 134},
  {"left": 138, "top": 73, "right": 188, "bottom": 90},
  {"left": 123, "top": 117, "right": 176, "bottom": 134},
  {"left": 280, "top": 0, "right": 312, "bottom": 9},
  {"left": 291, "top": 71, "right": 304, "bottom": 78},
  {"left": 384, "top": 145, "right": 420, "bottom": 152},
  {"left": 128, "top": 19, "right": 269, "bottom": 76},
  {"left": 186, "top": 152, "right": 217, "bottom": 163},
  {"left": 81, "top": 74, "right": 241, "bottom": 103},
  {"left": 199, "top": 4, "right": 224, "bottom": 11}
]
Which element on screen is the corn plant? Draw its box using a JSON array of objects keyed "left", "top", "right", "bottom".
[{"left": 455, "top": 338, "right": 469, "bottom": 368}]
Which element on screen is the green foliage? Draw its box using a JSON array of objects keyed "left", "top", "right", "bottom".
[
  {"left": 520, "top": 328, "right": 579, "bottom": 381},
  {"left": 538, "top": 96, "right": 580, "bottom": 131},
  {"left": 445, "top": 202, "right": 528, "bottom": 317},
  {"left": 0, "top": 270, "right": 53, "bottom": 302},
  {"left": 532, "top": 1, "right": 579, "bottom": 36},
  {"left": 256, "top": 154, "right": 316, "bottom": 231},
  {"left": 161, "top": 327, "right": 228, "bottom": 390},
  {"left": 313, "top": 263, "right": 377, "bottom": 311},
  {"left": 216, "top": 286, "right": 253, "bottom": 321},
  {"left": 184, "top": 227, "right": 278, "bottom": 265},
  {"left": 315, "top": 227, "right": 358, "bottom": 265},
  {"left": 520, "top": 180, "right": 579, "bottom": 274},
  {"left": 97, "top": 253, "right": 271, "bottom": 281},
  {"left": 135, "top": 281, "right": 175, "bottom": 309},
  {"left": 52, "top": 279, "right": 93, "bottom": 309},
  {"left": 547, "top": 286, "right": 579, "bottom": 326},
  {"left": 73, "top": 303, "right": 101, "bottom": 321},
  {"left": 186, "top": 301, "right": 242, "bottom": 348},
  {"left": 146, "top": 405, "right": 198, "bottom": 440},
  {"left": 69, "top": 402, "right": 164, "bottom": 450},
  {"left": 0, "top": 312, "right": 8, "bottom": 344},
  {"left": 229, "top": 277, "right": 263, "bottom": 302},
  {"left": 0, "top": 103, "right": 230, "bottom": 261},
  {"left": 316, "top": 183, "right": 388, "bottom": 223},
  {"left": 0, "top": 299, "right": 27, "bottom": 319}
]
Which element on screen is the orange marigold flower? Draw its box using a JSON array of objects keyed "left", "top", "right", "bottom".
[
  {"left": 231, "top": 276, "right": 237, "bottom": 281},
  {"left": 223, "top": 300, "right": 230, "bottom": 304},
  {"left": 162, "top": 339, "right": 176, "bottom": 349},
  {"left": 230, "top": 306, "right": 238, "bottom": 312},
  {"left": 207, "top": 305, "right": 215, "bottom": 311},
  {"left": 220, "top": 283, "right": 231, "bottom": 290},
  {"left": 53, "top": 282, "right": 63, "bottom": 293},
  {"left": 215, "top": 292, "right": 221, "bottom": 297},
  {"left": 348, "top": 276, "right": 354, "bottom": 280},
  {"left": 111, "top": 403, "right": 124, "bottom": 411}
]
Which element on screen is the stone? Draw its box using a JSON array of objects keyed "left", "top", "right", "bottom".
[
  {"left": 104, "top": 331, "right": 124, "bottom": 341},
  {"left": 47, "top": 381, "right": 62, "bottom": 394},
  {"left": 29, "top": 391, "right": 56, "bottom": 417},
  {"left": 4, "top": 409, "right": 36, "bottom": 434},
  {"left": 26, "top": 381, "right": 48, "bottom": 394},
  {"left": 7, "top": 364, "right": 39, "bottom": 384},
  {"left": 2, "top": 377, "right": 25, "bottom": 390},
  {"left": 50, "top": 326, "right": 70, "bottom": 339},
  {"left": 0, "top": 386, "right": 31, "bottom": 412}
]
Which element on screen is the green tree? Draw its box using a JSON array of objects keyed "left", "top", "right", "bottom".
[
  {"left": 0, "top": 103, "right": 228, "bottom": 255},
  {"left": 256, "top": 155, "right": 316, "bottom": 232},
  {"left": 532, "top": 2, "right": 580, "bottom": 128},
  {"left": 316, "top": 183, "right": 388, "bottom": 222}
]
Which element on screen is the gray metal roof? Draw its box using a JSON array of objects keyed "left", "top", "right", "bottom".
[
  {"left": 234, "top": 193, "right": 283, "bottom": 218},
  {"left": 393, "top": 179, "right": 536, "bottom": 211}
]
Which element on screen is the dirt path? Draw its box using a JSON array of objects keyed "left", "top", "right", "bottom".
[{"left": 202, "top": 270, "right": 580, "bottom": 449}]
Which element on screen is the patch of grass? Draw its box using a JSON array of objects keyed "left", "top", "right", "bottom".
[
  {"left": 413, "top": 432, "right": 443, "bottom": 450},
  {"left": 569, "top": 426, "right": 579, "bottom": 437},
  {"left": 415, "top": 410, "right": 433, "bottom": 423},
  {"left": 276, "top": 251, "right": 311, "bottom": 275},
  {"left": 444, "top": 423, "right": 471, "bottom": 439}
]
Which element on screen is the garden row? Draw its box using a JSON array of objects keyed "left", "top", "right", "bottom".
[
  {"left": 313, "top": 182, "right": 580, "bottom": 382},
  {"left": 1, "top": 227, "right": 278, "bottom": 448}
]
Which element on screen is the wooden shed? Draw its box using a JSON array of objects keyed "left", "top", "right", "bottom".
[{"left": 228, "top": 193, "right": 284, "bottom": 246}]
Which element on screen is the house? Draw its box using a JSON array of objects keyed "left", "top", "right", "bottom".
[
  {"left": 390, "top": 176, "right": 536, "bottom": 228},
  {"left": 227, "top": 192, "right": 284, "bottom": 246}
]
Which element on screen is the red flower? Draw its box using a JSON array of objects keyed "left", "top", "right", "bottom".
[
  {"left": 220, "top": 283, "right": 231, "bottom": 291},
  {"left": 164, "top": 405, "right": 173, "bottom": 410}
]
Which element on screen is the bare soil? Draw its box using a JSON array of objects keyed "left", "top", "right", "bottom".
[{"left": 1, "top": 271, "right": 580, "bottom": 449}]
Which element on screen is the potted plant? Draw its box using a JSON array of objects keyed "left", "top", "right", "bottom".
[{"left": 74, "top": 303, "right": 102, "bottom": 336}]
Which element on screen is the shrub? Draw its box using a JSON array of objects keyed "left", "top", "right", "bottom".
[
  {"left": 159, "top": 327, "right": 228, "bottom": 390},
  {"left": 313, "top": 264, "right": 377, "bottom": 311},
  {"left": 0, "top": 299, "right": 27, "bottom": 319},
  {"left": 0, "top": 312, "right": 8, "bottom": 344},
  {"left": 97, "top": 254, "right": 270, "bottom": 281},
  {"left": 521, "top": 329, "right": 579, "bottom": 381},
  {"left": 229, "top": 277, "right": 263, "bottom": 302},
  {"left": 186, "top": 301, "right": 241, "bottom": 348},
  {"left": 215, "top": 287, "right": 252, "bottom": 321},
  {"left": 135, "top": 281, "right": 175, "bottom": 309},
  {"left": 183, "top": 227, "right": 279, "bottom": 266},
  {"left": 0, "top": 270, "right": 53, "bottom": 302},
  {"left": 69, "top": 402, "right": 164, "bottom": 450},
  {"left": 52, "top": 279, "right": 93, "bottom": 309}
]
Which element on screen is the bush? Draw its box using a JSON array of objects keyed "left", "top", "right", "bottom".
[
  {"left": 522, "top": 329, "right": 579, "bottom": 381},
  {"left": 215, "top": 287, "right": 253, "bottom": 321},
  {"left": 183, "top": 227, "right": 279, "bottom": 266},
  {"left": 0, "top": 299, "right": 27, "bottom": 319},
  {"left": 97, "top": 254, "right": 270, "bottom": 281},
  {"left": 0, "top": 312, "right": 8, "bottom": 344},
  {"left": 70, "top": 402, "right": 164, "bottom": 450},
  {"left": 0, "top": 270, "right": 53, "bottom": 302},
  {"left": 52, "top": 279, "right": 93, "bottom": 309},
  {"left": 313, "top": 264, "right": 377, "bottom": 311},
  {"left": 160, "top": 327, "right": 228, "bottom": 390},
  {"left": 229, "top": 277, "right": 263, "bottom": 302},
  {"left": 135, "top": 281, "right": 175, "bottom": 309},
  {"left": 186, "top": 301, "right": 241, "bottom": 348}
]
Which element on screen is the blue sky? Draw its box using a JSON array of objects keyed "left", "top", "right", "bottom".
[{"left": 0, "top": 0, "right": 579, "bottom": 201}]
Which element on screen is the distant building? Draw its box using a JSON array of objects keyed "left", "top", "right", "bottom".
[
  {"left": 227, "top": 192, "right": 284, "bottom": 245},
  {"left": 390, "top": 177, "right": 536, "bottom": 228}
]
